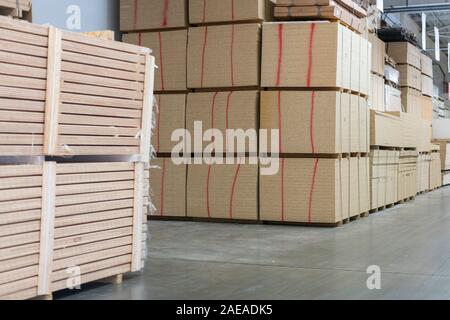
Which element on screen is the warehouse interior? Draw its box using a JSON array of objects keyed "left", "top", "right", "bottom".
[{"left": 2, "top": 0, "right": 450, "bottom": 302}]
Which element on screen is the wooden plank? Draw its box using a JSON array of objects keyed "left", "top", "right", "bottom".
[
  {"left": 58, "top": 136, "right": 140, "bottom": 147},
  {"left": 61, "top": 71, "right": 144, "bottom": 91},
  {"left": 0, "top": 62, "right": 47, "bottom": 79},
  {"left": 0, "top": 164, "right": 42, "bottom": 178},
  {"left": 51, "top": 263, "right": 130, "bottom": 292},
  {"left": 0, "top": 187, "right": 42, "bottom": 202},
  {"left": 0, "top": 74, "right": 46, "bottom": 90},
  {"left": 0, "top": 276, "right": 38, "bottom": 297},
  {"left": 62, "top": 51, "right": 145, "bottom": 74},
  {"left": 59, "top": 113, "right": 140, "bottom": 128},
  {"left": 53, "top": 236, "right": 132, "bottom": 260},
  {"left": 0, "top": 98, "right": 45, "bottom": 112},
  {"left": 61, "top": 61, "right": 145, "bottom": 82},
  {"left": 55, "top": 208, "right": 133, "bottom": 228},
  {"left": 0, "top": 209, "right": 41, "bottom": 225},
  {"left": 37, "top": 162, "right": 56, "bottom": 295},
  {"left": 53, "top": 227, "right": 133, "bottom": 250},
  {"left": 55, "top": 199, "right": 134, "bottom": 218},
  {"left": 0, "top": 254, "right": 39, "bottom": 273},
  {"left": 53, "top": 245, "right": 132, "bottom": 272},
  {"left": 131, "top": 162, "right": 144, "bottom": 272},
  {"left": 60, "top": 103, "right": 141, "bottom": 119},
  {"left": 54, "top": 217, "right": 133, "bottom": 239},
  {"left": 55, "top": 190, "right": 134, "bottom": 207},
  {"left": 0, "top": 110, "right": 44, "bottom": 123},
  {"left": 0, "top": 265, "right": 38, "bottom": 285},
  {"left": 62, "top": 82, "right": 142, "bottom": 100},
  {"left": 59, "top": 124, "right": 140, "bottom": 137},
  {"left": 0, "top": 231, "right": 40, "bottom": 249},
  {"left": 0, "top": 198, "right": 41, "bottom": 214},
  {"left": 0, "top": 175, "right": 41, "bottom": 188},
  {"left": 0, "top": 16, "right": 47, "bottom": 36},
  {"left": 0, "top": 146, "right": 43, "bottom": 156},
  {"left": 0, "top": 220, "right": 40, "bottom": 237},
  {"left": 0, "top": 50, "right": 47, "bottom": 68},
  {"left": 55, "top": 145, "right": 139, "bottom": 156},
  {"left": 1, "top": 287, "right": 38, "bottom": 300},
  {"left": 140, "top": 55, "right": 155, "bottom": 163},
  {"left": 0, "top": 87, "right": 46, "bottom": 101},
  {"left": 0, "top": 39, "right": 47, "bottom": 58},
  {"left": 0, "top": 243, "right": 39, "bottom": 262},
  {"left": 43, "top": 26, "right": 62, "bottom": 156},
  {"left": 60, "top": 93, "right": 143, "bottom": 109},
  {"left": 0, "top": 134, "right": 44, "bottom": 145},
  {"left": 56, "top": 171, "right": 134, "bottom": 185},
  {"left": 0, "top": 27, "right": 47, "bottom": 47},
  {"left": 56, "top": 181, "right": 134, "bottom": 197},
  {"left": 56, "top": 162, "right": 134, "bottom": 174},
  {"left": 0, "top": 122, "right": 44, "bottom": 134}
]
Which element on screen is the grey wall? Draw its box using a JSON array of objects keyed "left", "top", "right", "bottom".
[{"left": 32, "top": 0, "right": 119, "bottom": 38}]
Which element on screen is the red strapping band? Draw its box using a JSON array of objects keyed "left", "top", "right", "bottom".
[
  {"left": 308, "top": 159, "right": 319, "bottom": 223},
  {"left": 226, "top": 91, "right": 233, "bottom": 152},
  {"left": 158, "top": 32, "right": 166, "bottom": 91},
  {"left": 229, "top": 164, "right": 241, "bottom": 219},
  {"left": 276, "top": 24, "right": 284, "bottom": 87},
  {"left": 200, "top": 27, "right": 208, "bottom": 88},
  {"left": 160, "top": 158, "right": 167, "bottom": 216},
  {"left": 133, "top": 0, "right": 139, "bottom": 30},
  {"left": 309, "top": 91, "right": 316, "bottom": 153},
  {"left": 206, "top": 165, "right": 212, "bottom": 218},
  {"left": 202, "top": 0, "right": 207, "bottom": 23},
  {"left": 156, "top": 95, "right": 161, "bottom": 153},
  {"left": 211, "top": 92, "right": 218, "bottom": 148},
  {"left": 162, "top": 0, "right": 170, "bottom": 27},
  {"left": 231, "top": 0, "right": 235, "bottom": 21},
  {"left": 306, "top": 23, "right": 316, "bottom": 87},
  {"left": 230, "top": 24, "right": 235, "bottom": 87}
]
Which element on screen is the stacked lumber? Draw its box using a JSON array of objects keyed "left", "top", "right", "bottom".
[
  {"left": 370, "top": 149, "right": 399, "bottom": 211},
  {"left": 0, "top": 0, "right": 31, "bottom": 20},
  {"left": 0, "top": 17, "right": 154, "bottom": 160},
  {"left": 398, "top": 150, "right": 418, "bottom": 201},
  {"left": 429, "top": 146, "right": 442, "bottom": 190}
]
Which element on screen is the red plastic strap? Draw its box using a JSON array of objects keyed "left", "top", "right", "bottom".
[
  {"left": 158, "top": 32, "right": 166, "bottom": 91},
  {"left": 200, "top": 27, "right": 209, "bottom": 88},
  {"left": 229, "top": 164, "right": 241, "bottom": 219},
  {"left": 230, "top": 24, "right": 235, "bottom": 87},
  {"left": 309, "top": 91, "right": 316, "bottom": 153},
  {"left": 276, "top": 24, "right": 284, "bottom": 87},
  {"left": 133, "top": 0, "right": 139, "bottom": 30},
  {"left": 231, "top": 0, "right": 235, "bottom": 20},
  {"left": 206, "top": 165, "right": 212, "bottom": 218},
  {"left": 308, "top": 159, "right": 319, "bottom": 223},
  {"left": 156, "top": 95, "right": 161, "bottom": 153},
  {"left": 202, "top": 0, "right": 207, "bottom": 22},
  {"left": 162, "top": 0, "right": 170, "bottom": 27},
  {"left": 160, "top": 158, "right": 167, "bottom": 216},
  {"left": 306, "top": 23, "right": 316, "bottom": 87},
  {"left": 225, "top": 91, "right": 233, "bottom": 130},
  {"left": 211, "top": 92, "right": 218, "bottom": 148}
]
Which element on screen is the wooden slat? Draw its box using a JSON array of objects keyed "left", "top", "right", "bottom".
[
  {"left": 55, "top": 146, "right": 139, "bottom": 156},
  {"left": 62, "top": 82, "right": 142, "bottom": 100},
  {"left": 55, "top": 199, "right": 134, "bottom": 218},
  {"left": 0, "top": 87, "right": 46, "bottom": 101},
  {"left": 0, "top": 209, "right": 41, "bottom": 225},
  {"left": 0, "top": 62, "right": 47, "bottom": 79},
  {"left": 0, "top": 164, "right": 41, "bottom": 178},
  {"left": 56, "top": 162, "right": 134, "bottom": 174},
  {"left": 60, "top": 93, "right": 143, "bottom": 109},
  {"left": 140, "top": 55, "right": 155, "bottom": 163},
  {"left": 58, "top": 136, "right": 139, "bottom": 147},
  {"left": 53, "top": 236, "right": 132, "bottom": 260},
  {"left": 53, "top": 227, "right": 133, "bottom": 250},
  {"left": 54, "top": 217, "right": 133, "bottom": 239},
  {"left": 58, "top": 124, "right": 139, "bottom": 137},
  {"left": 0, "top": 176, "right": 42, "bottom": 190},
  {"left": 0, "top": 276, "right": 38, "bottom": 297},
  {"left": 131, "top": 163, "right": 144, "bottom": 271},
  {"left": 0, "top": 27, "right": 47, "bottom": 47},
  {"left": 0, "top": 74, "right": 46, "bottom": 90},
  {"left": 62, "top": 61, "right": 145, "bottom": 82},
  {"left": 0, "top": 187, "right": 42, "bottom": 202},
  {"left": 0, "top": 254, "right": 39, "bottom": 273},
  {"left": 0, "top": 39, "right": 47, "bottom": 58},
  {"left": 55, "top": 208, "right": 133, "bottom": 228},
  {"left": 0, "top": 231, "right": 40, "bottom": 249},
  {"left": 0, "top": 265, "right": 38, "bottom": 285},
  {"left": 60, "top": 104, "right": 141, "bottom": 119},
  {"left": 53, "top": 245, "right": 132, "bottom": 272},
  {"left": 62, "top": 51, "right": 145, "bottom": 74},
  {"left": 0, "top": 220, "right": 40, "bottom": 237},
  {"left": 0, "top": 122, "right": 43, "bottom": 134},
  {"left": 56, "top": 181, "right": 134, "bottom": 197},
  {"left": 0, "top": 134, "right": 43, "bottom": 145},
  {"left": 0, "top": 287, "right": 38, "bottom": 300},
  {"left": 61, "top": 71, "right": 144, "bottom": 92},
  {"left": 0, "top": 198, "right": 41, "bottom": 214},
  {"left": 0, "top": 243, "right": 39, "bottom": 262},
  {"left": 0, "top": 50, "right": 47, "bottom": 68},
  {"left": 55, "top": 190, "right": 134, "bottom": 207},
  {"left": 0, "top": 146, "right": 43, "bottom": 156},
  {"left": 51, "top": 263, "right": 130, "bottom": 292},
  {"left": 0, "top": 98, "right": 45, "bottom": 112},
  {"left": 0, "top": 16, "right": 48, "bottom": 36},
  {"left": 0, "top": 110, "right": 44, "bottom": 123},
  {"left": 59, "top": 113, "right": 140, "bottom": 128},
  {"left": 56, "top": 171, "right": 134, "bottom": 185}
]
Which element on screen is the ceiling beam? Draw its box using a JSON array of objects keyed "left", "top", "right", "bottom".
[{"left": 384, "top": 3, "right": 450, "bottom": 14}]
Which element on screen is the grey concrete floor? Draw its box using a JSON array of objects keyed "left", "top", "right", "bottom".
[{"left": 56, "top": 186, "right": 450, "bottom": 300}]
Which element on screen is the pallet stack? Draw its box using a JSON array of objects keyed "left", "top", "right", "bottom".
[
  {"left": 259, "top": 1, "right": 371, "bottom": 225},
  {"left": 429, "top": 145, "right": 442, "bottom": 190},
  {"left": 185, "top": 0, "right": 275, "bottom": 221},
  {"left": 432, "top": 139, "right": 450, "bottom": 186},
  {"left": 0, "top": 17, "right": 154, "bottom": 300},
  {"left": 368, "top": 32, "right": 386, "bottom": 112},
  {"left": 0, "top": 0, "right": 31, "bottom": 21}
]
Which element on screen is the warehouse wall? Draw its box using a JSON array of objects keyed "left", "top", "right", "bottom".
[{"left": 32, "top": 0, "right": 119, "bottom": 37}]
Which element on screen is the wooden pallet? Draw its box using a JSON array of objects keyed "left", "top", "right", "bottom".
[
  {"left": 0, "top": 162, "right": 148, "bottom": 300},
  {"left": 0, "top": 17, "right": 154, "bottom": 161}
]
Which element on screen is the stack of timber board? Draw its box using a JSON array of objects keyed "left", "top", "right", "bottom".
[
  {"left": 0, "top": 162, "right": 148, "bottom": 300},
  {"left": 417, "top": 152, "right": 431, "bottom": 193},
  {"left": 273, "top": 0, "right": 367, "bottom": 34},
  {"left": 0, "top": 17, "right": 154, "bottom": 160},
  {"left": 368, "top": 32, "right": 385, "bottom": 112},
  {"left": 398, "top": 150, "right": 418, "bottom": 201},
  {"left": 370, "top": 148, "right": 399, "bottom": 211},
  {"left": 429, "top": 146, "right": 442, "bottom": 190},
  {"left": 0, "top": 0, "right": 31, "bottom": 20}
]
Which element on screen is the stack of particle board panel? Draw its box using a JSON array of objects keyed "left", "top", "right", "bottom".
[
  {"left": 398, "top": 150, "right": 418, "bottom": 201},
  {"left": 429, "top": 146, "right": 442, "bottom": 190},
  {"left": 260, "top": 21, "right": 371, "bottom": 225},
  {"left": 370, "top": 148, "right": 399, "bottom": 210},
  {"left": 368, "top": 33, "right": 386, "bottom": 112},
  {"left": 0, "top": 0, "right": 31, "bottom": 20},
  {"left": 417, "top": 152, "right": 431, "bottom": 193}
]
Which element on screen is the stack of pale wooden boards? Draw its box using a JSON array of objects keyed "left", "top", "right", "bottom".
[
  {"left": 0, "top": 17, "right": 155, "bottom": 300},
  {"left": 0, "top": 0, "right": 31, "bottom": 19}
]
